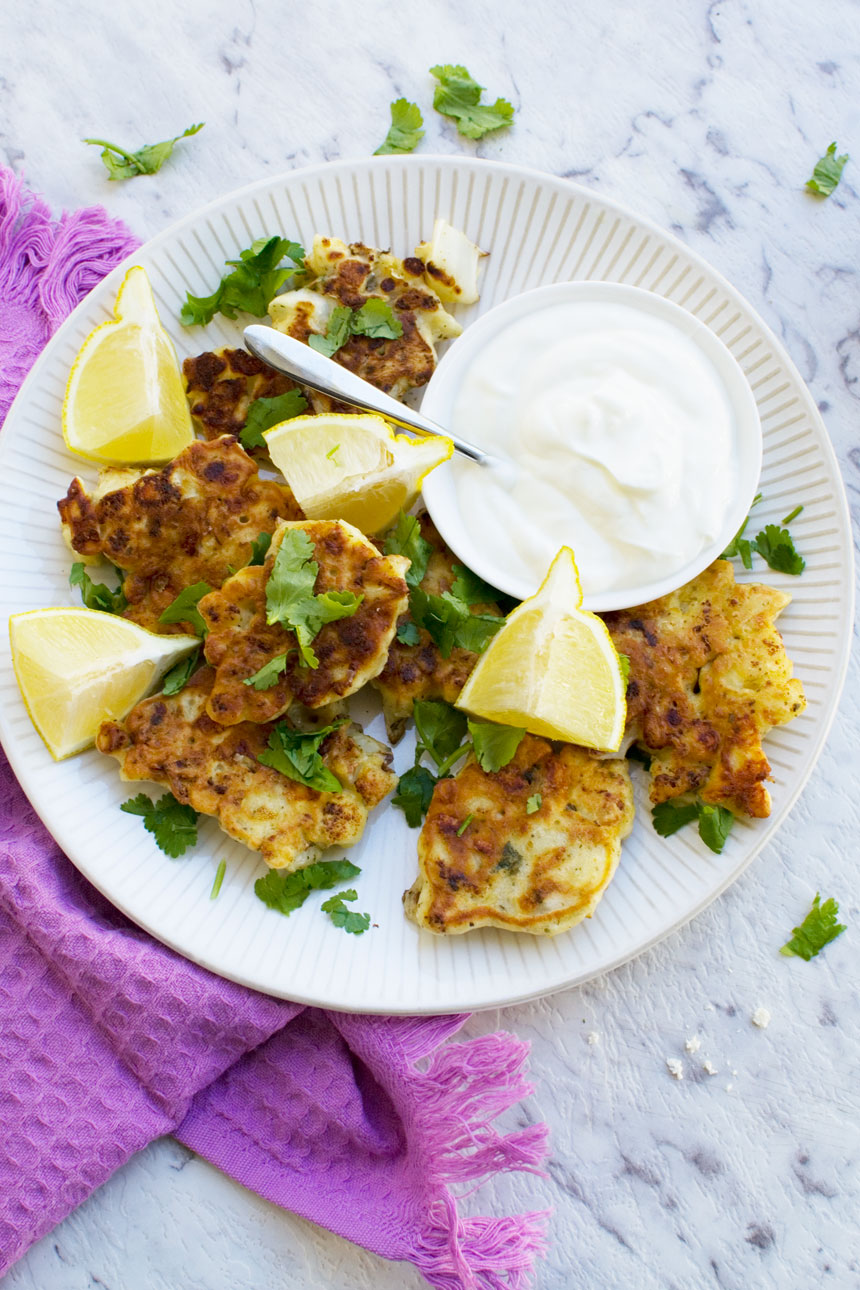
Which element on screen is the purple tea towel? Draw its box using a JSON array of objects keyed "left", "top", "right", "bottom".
[{"left": 0, "top": 170, "right": 550, "bottom": 1287}]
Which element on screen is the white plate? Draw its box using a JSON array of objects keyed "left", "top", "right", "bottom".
[{"left": 0, "top": 156, "right": 853, "bottom": 1014}]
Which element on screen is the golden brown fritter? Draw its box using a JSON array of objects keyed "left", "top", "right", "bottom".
[
  {"left": 96, "top": 665, "right": 395, "bottom": 871},
  {"left": 58, "top": 436, "right": 303, "bottom": 634},
  {"left": 603, "top": 560, "right": 805, "bottom": 818},
  {"left": 183, "top": 346, "right": 302, "bottom": 441},
  {"left": 405, "top": 736, "right": 634, "bottom": 936},
  {"left": 198, "top": 518, "right": 409, "bottom": 724},
  {"left": 372, "top": 512, "right": 504, "bottom": 743},
  {"left": 269, "top": 237, "right": 461, "bottom": 409}
]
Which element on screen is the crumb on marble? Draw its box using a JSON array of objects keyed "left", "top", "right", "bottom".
[
  {"left": 751, "top": 1006, "right": 771, "bottom": 1029},
  {"left": 685, "top": 1035, "right": 701, "bottom": 1053},
  {"left": 703, "top": 1060, "right": 718, "bottom": 1075},
  {"left": 666, "top": 1057, "right": 684, "bottom": 1080},
  {"left": 586, "top": 1030, "right": 600, "bottom": 1046}
]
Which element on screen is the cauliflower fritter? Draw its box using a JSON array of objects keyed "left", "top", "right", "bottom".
[
  {"left": 96, "top": 665, "right": 395, "bottom": 871},
  {"left": 372, "top": 512, "right": 504, "bottom": 743},
  {"left": 58, "top": 436, "right": 303, "bottom": 634},
  {"left": 269, "top": 237, "right": 461, "bottom": 408},
  {"left": 183, "top": 346, "right": 301, "bottom": 441},
  {"left": 603, "top": 559, "right": 806, "bottom": 818},
  {"left": 405, "top": 736, "right": 634, "bottom": 935},
  {"left": 198, "top": 519, "right": 409, "bottom": 724}
]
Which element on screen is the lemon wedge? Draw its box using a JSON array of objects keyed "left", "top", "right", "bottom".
[
  {"left": 263, "top": 412, "right": 453, "bottom": 535},
  {"left": 455, "top": 547, "right": 627, "bottom": 752},
  {"left": 10, "top": 607, "right": 200, "bottom": 760},
  {"left": 62, "top": 265, "right": 194, "bottom": 466}
]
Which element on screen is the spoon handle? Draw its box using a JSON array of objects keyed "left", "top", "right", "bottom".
[{"left": 243, "top": 324, "right": 491, "bottom": 466}]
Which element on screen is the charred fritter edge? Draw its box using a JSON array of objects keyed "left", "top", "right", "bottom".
[
  {"left": 269, "top": 237, "right": 462, "bottom": 409},
  {"left": 96, "top": 665, "right": 395, "bottom": 871},
  {"left": 603, "top": 559, "right": 806, "bottom": 818},
  {"left": 58, "top": 436, "right": 304, "bottom": 634},
  {"left": 182, "top": 346, "right": 301, "bottom": 441},
  {"left": 372, "top": 512, "right": 503, "bottom": 743},
  {"left": 199, "top": 518, "right": 409, "bottom": 724},
  {"left": 405, "top": 736, "right": 634, "bottom": 936}
]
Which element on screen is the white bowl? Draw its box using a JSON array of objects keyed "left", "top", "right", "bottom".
[{"left": 421, "top": 281, "right": 763, "bottom": 610}]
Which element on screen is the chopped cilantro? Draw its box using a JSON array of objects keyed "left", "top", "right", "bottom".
[
  {"left": 753, "top": 524, "right": 806, "bottom": 576},
  {"left": 309, "top": 299, "right": 403, "bottom": 357},
  {"left": 257, "top": 719, "right": 346, "bottom": 793},
  {"left": 375, "top": 97, "right": 425, "bottom": 155},
  {"left": 430, "top": 64, "right": 514, "bottom": 140},
  {"left": 240, "top": 388, "right": 308, "bottom": 450},
  {"left": 467, "top": 719, "right": 525, "bottom": 772},
  {"left": 248, "top": 531, "right": 272, "bottom": 567},
  {"left": 243, "top": 652, "right": 291, "bottom": 690},
  {"left": 83, "top": 122, "right": 204, "bottom": 179},
  {"left": 384, "top": 511, "right": 434, "bottom": 588},
  {"left": 255, "top": 858, "right": 360, "bottom": 916},
  {"left": 617, "top": 652, "right": 630, "bottom": 685},
  {"left": 326, "top": 443, "right": 340, "bottom": 462},
  {"left": 652, "top": 798, "right": 735, "bottom": 854},
  {"left": 780, "top": 892, "right": 846, "bottom": 960},
  {"left": 69, "top": 562, "right": 127, "bottom": 615},
  {"left": 413, "top": 699, "right": 469, "bottom": 769},
  {"left": 806, "top": 143, "right": 849, "bottom": 197},
  {"left": 161, "top": 646, "right": 201, "bottom": 696},
  {"left": 721, "top": 492, "right": 762, "bottom": 568},
  {"left": 120, "top": 792, "right": 198, "bottom": 858},
  {"left": 181, "top": 235, "right": 306, "bottom": 326},
  {"left": 210, "top": 858, "right": 226, "bottom": 900},
  {"left": 396, "top": 619, "right": 421, "bottom": 646},
  {"left": 456, "top": 813, "right": 474, "bottom": 837},
  {"left": 526, "top": 793, "right": 542, "bottom": 815},
  {"left": 321, "top": 889, "right": 371, "bottom": 934},
  {"left": 391, "top": 765, "right": 437, "bottom": 827},
  {"left": 158, "top": 582, "right": 212, "bottom": 636},
  {"left": 265, "top": 529, "right": 362, "bottom": 668}
]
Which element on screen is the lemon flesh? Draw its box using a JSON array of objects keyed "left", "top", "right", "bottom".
[
  {"left": 455, "top": 547, "right": 627, "bottom": 752},
  {"left": 10, "top": 608, "right": 200, "bottom": 760},
  {"left": 264, "top": 412, "right": 453, "bottom": 535},
  {"left": 62, "top": 265, "right": 194, "bottom": 466}
]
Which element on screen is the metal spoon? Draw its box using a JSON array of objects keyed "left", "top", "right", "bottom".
[{"left": 243, "top": 324, "right": 496, "bottom": 467}]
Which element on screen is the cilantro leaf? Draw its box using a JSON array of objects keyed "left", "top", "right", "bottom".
[
  {"left": 69, "top": 562, "right": 127, "bottom": 615},
  {"left": 161, "top": 646, "right": 201, "bottom": 696},
  {"left": 308, "top": 304, "right": 354, "bottom": 358},
  {"left": 350, "top": 298, "right": 404, "bottom": 340},
  {"left": 243, "top": 652, "right": 291, "bottom": 690},
  {"left": 181, "top": 235, "right": 306, "bottom": 326},
  {"left": 255, "top": 858, "right": 361, "bottom": 916},
  {"left": 392, "top": 765, "right": 437, "bottom": 827},
  {"left": 265, "top": 529, "right": 362, "bottom": 668},
  {"left": 526, "top": 793, "right": 542, "bottom": 815},
  {"left": 375, "top": 97, "right": 425, "bottom": 155},
  {"left": 120, "top": 792, "right": 198, "bottom": 858},
  {"left": 248, "top": 532, "right": 272, "bottom": 566},
  {"left": 409, "top": 587, "right": 502, "bottom": 658},
  {"left": 447, "top": 607, "right": 504, "bottom": 655},
  {"left": 780, "top": 892, "right": 846, "bottom": 960},
  {"left": 651, "top": 798, "right": 735, "bottom": 853},
  {"left": 806, "top": 143, "right": 849, "bottom": 197},
  {"left": 384, "top": 511, "right": 434, "bottom": 588},
  {"left": 413, "top": 699, "right": 469, "bottom": 769},
  {"left": 240, "top": 388, "right": 308, "bottom": 450},
  {"left": 430, "top": 64, "right": 515, "bottom": 140},
  {"left": 321, "top": 889, "right": 371, "bottom": 934},
  {"left": 450, "top": 563, "right": 500, "bottom": 606},
  {"left": 651, "top": 800, "right": 699, "bottom": 838},
  {"left": 696, "top": 803, "right": 735, "bottom": 855},
  {"left": 396, "top": 619, "right": 421, "bottom": 646},
  {"left": 468, "top": 719, "right": 525, "bottom": 772},
  {"left": 258, "top": 719, "right": 346, "bottom": 792},
  {"left": 83, "top": 122, "right": 204, "bottom": 180},
  {"left": 753, "top": 524, "right": 806, "bottom": 576},
  {"left": 158, "top": 582, "right": 212, "bottom": 636}
]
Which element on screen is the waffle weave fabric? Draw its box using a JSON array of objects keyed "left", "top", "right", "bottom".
[{"left": 0, "top": 169, "right": 549, "bottom": 1288}]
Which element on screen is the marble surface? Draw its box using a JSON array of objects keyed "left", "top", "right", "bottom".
[{"left": 2, "top": 0, "right": 859, "bottom": 1286}]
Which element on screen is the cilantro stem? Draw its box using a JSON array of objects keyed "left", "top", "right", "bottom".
[
  {"left": 457, "top": 813, "right": 474, "bottom": 837},
  {"left": 781, "top": 504, "right": 804, "bottom": 525},
  {"left": 81, "top": 137, "right": 139, "bottom": 165},
  {"left": 210, "top": 858, "right": 227, "bottom": 899},
  {"left": 435, "top": 743, "right": 471, "bottom": 778}
]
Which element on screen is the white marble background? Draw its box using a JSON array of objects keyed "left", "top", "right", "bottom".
[{"left": 2, "top": 0, "right": 860, "bottom": 1286}]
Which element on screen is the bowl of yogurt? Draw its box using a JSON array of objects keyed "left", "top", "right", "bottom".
[{"left": 420, "top": 281, "right": 762, "bottom": 610}]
